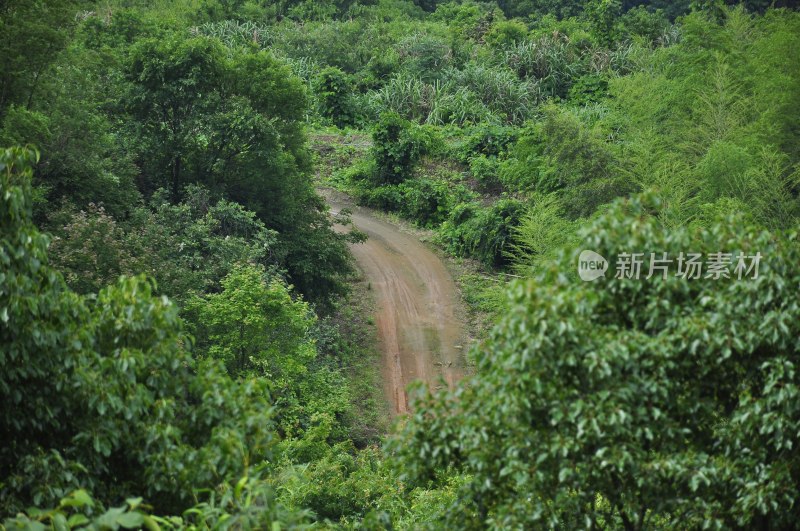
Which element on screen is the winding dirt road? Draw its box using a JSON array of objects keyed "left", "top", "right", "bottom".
[{"left": 326, "top": 191, "right": 466, "bottom": 415}]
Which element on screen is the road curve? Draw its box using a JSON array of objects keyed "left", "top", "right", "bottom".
[{"left": 326, "top": 191, "right": 466, "bottom": 415}]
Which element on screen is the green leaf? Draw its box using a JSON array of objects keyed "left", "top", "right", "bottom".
[
  {"left": 117, "top": 512, "right": 145, "bottom": 529},
  {"left": 61, "top": 490, "right": 94, "bottom": 509},
  {"left": 53, "top": 512, "right": 68, "bottom": 531},
  {"left": 125, "top": 497, "right": 143, "bottom": 510},
  {"left": 67, "top": 514, "right": 90, "bottom": 527},
  {"left": 234, "top": 476, "right": 248, "bottom": 500}
]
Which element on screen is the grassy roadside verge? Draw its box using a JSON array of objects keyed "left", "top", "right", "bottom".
[{"left": 327, "top": 267, "right": 392, "bottom": 443}]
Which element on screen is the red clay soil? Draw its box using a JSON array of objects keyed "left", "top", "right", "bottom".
[{"left": 327, "top": 193, "right": 466, "bottom": 415}]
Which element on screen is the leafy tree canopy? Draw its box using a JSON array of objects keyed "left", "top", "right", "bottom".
[
  {"left": 0, "top": 147, "right": 278, "bottom": 515},
  {"left": 396, "top": 192, "right": 800, "bottom": 529}
]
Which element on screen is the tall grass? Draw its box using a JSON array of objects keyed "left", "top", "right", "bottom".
[
  {"left": 445, "top": 64, "right": 539, "bottom": 124},
  {"left": 194, "top": 20, "right": 271, "bottom": 48},
  {"left": 501, "top": 35, "right": 581, "bottom": 98},
  {"left": 368, "top": 74, "right": 498, "bottom": 126}
]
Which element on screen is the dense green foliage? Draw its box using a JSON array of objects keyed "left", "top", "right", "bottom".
[
  {"left": 0, "top": 146, "right": 375, "bottom": 526},
  {"left": 1, "top": 0, "right": 359, "bottom": 308},
  {"left": 3, "top": 0, "right": 800, "bottom": 529},
  {"left": 1, "top": 148, "right": 277, "bottom": 514},
  {"left": 396, "top": 193, "right": 800, "bottom": 528},
  {"left": 47, "top": 187, "right": 279, "bottom": 300}
]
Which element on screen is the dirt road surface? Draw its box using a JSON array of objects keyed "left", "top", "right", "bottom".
[{"left": 325, "top": 191, "right": 466, "bottom": 415}]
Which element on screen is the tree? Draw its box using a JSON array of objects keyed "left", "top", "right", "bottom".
[
  {"left": 47, "top": 187, "right": 281, "bottom": 303},
  {"left": 609, "top": 7, "right": 800, "bottom": 228},
  {"left": 0, "top": 147, "right": 278, "bottom": 515},
  {"left": 125, "top": 35, "right": 226, "bottom": 199},
  {"left": 0, "top": 40, "right": 142, "bottom": 221},
  {"left": 496, "top": 0, "right": 584, "bottom": 19},
  {"left": 485, "top": 19, "right": 529, "bottom": 49},
  {"left": 585, "top": 0, "right": 623, "bottom": 46},
  {"left": 501, "top": 106, "right": 631, "bottom": 219},
  {"left": 189, "top": 263, "right": 358, "bottom": 439},
  {"left": 46, "top": 203, "right": 143, "bottom": 294},
  {"left": 191, "top": 263, "right": 316, "bottom": 380},
  {"left": 395, "top": 192, "right": 800, "bottom": 529},
  {"left": 125, "top": 35, "right": 357, "bottom": 308},
  {"left": 0, "top": 0, "right": 82, "bottom": 114}
]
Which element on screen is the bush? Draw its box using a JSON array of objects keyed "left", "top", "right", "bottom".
[
  {"left": 459, "top": 123, "right": 519, "bottom": 160},
  {"left": 372, "top": 112, "right": 432, "bottom": 184},
  {"left": 468, "top": 155, "right": 502, "bottom": 193},
  {"left": 368, "top": 74, "right": 497, "bottom": 126},
  {"left": 396, "top": 32, "right": 454, "bottom": 82},
  {"left": 501, "top": 35, "right": 582, "bottom": 99},
  {"left": 315, "top": 66, "right": 360, "bottom": 128},
  {"left": 439, "top": 198, "right": 524, "bottom": 267},
  {"left": 3, "top": 478, "right": 311, "bottom": 530},
  {"left": 368, "top": 74, "right": 441, "bottom": 123},
  {"left": 354, "top": 174, "right": 472, "bottom": 229},
  {"left": 508, "top": 193, "right": 576, "bottom": 274},
  {"left": 398, "top": 177, "right": 455, "bottom": 228},
  {"left": 567, "top": 74, "right": 610, "bottom": 105},
  {"left": 337, "top": 157, "right": 377, "bottom": 186},
  {"left": 485, "top": 19, "right": 528, "bottom": 49},
  {"left": 500, "top": 106, "right": 628, "bottom": 218},
  {"left": 445, "top": 63, "right": 538, "bottom": 124},
  {"left": 359, "top": 51, "right": 401, "bottom": 90},
  {"left": 356, "top": 183, "right": 405, "bottom": 212},
  {"left": 618, "top": 6, "right": 670, "bottom": 44},
  {"left": 48, "top": 189, "right": 280, "bottom": 306}
]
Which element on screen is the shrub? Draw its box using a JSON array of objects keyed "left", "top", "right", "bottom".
[
  {"left": 508, "top": 193, "right": 576, "bottom": 274},
  {"left": 500, "top": 106, "right": 627, "bottom": 218},
  {"left": 315, "top": 66, "right": 360, "bottom": 128},
  {"left": 396, "top": 32, "right": 454, "bottom": 82},
  {"left": 270, "top": 19, "right": 398, "bottom": 74},
  {"left": 368, "top": 74, "right": 441, "bottom": 123},
  {"left": 585, "top": 0, "right": 622, "bottom": 47},
  {"left": 398, "top": 177, "right": 454, "bottom": 228},
  {"left": 359, "top": 51, "right": 401, "bottom": 90},
  {"left": 485, "top": 19, "right": 528, "bottom": 49},
  {"left": 426, "top": 87, "right": 498, "bottom": 126},
  {"left": 439, "top": 198, "right": 524, "bottom": 267},
  {"left": 468, "top": 155, "right": 502, "bottom": 193},
  {"left": 618, "top": 6, "right": 670, "bottom": 44},
  {"left": 372, "top": 112, "right": 432, "bottom": 184},
  {"left": 459, "top": 123, "right": 519, "bottom": 160},
  {"left": 501, "top": 35, "right": 582, "bottom": 99},
  {"left": 356, "top": 183, "right": 405, "bottom": 211},
  {"left": 430, "top": 1, "right": 491, "bottom": 41},
  {"left": 195, "top": 20, "right": 271, "bottom": 49},
  {"left": 337, "top": 158, "right": 377, "bottom": 186},
  {"left": 567, "top": 74, "right": 610, "bottom": 105}
]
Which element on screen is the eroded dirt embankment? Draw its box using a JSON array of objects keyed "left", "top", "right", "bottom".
[{"left": 326, "top": 192, "right": 466, "bottom": 414}]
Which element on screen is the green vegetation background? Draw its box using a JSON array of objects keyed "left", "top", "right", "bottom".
[{"left": 1, "top": 0, "right": 799, "bottom": 528}]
